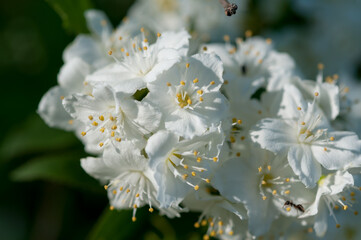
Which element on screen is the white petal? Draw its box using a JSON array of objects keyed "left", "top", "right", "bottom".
[
  {"left": 84, "top": 10, "right": 112, "bottom": 39},
  {"left": 58, "top": 58, "right": 91, "bottom": 93},
  {"left": 287, "top": 145, "right": 321, "bottom": 188},
  {"left": 80, "top": 156, "right": 120, "bottom": 180},
  {"left": 313, "top": 202, "right": 328, "bottom": 237},
  {"left": 250, "top": 118, "right": 296, "bottom": 155}
]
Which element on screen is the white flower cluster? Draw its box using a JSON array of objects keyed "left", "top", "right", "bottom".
[{"left": 38, "top": 5, "right": 361, "bottom": 240}]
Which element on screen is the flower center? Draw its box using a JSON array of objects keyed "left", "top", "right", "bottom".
[{"left": 176, "top": 92, "right": 192, "bottom": 108}]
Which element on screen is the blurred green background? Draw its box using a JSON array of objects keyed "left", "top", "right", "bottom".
[{"left": 0, "top": 0, "right": 360, "bottom": 239}]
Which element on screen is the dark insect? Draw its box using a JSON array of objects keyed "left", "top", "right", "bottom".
[
  {"left": 241, "top": 65, "right": 247, "bottom": 75},
  {"left": 284, "top": 200, "right": 305, "bottom": 213}
]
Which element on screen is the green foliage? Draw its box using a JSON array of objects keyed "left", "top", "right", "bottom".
[
  {"left": 88, "top": 208, "right": 146, "bottom": 240},
  {"left": 45, "top": 0, "right": 93, "bottom": 34},
  {"left": 11, "top": 152, "right": 102, "bottom": 193}
]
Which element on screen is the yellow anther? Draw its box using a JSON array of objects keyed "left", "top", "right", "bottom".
[
  {"left": 224, "top": 80, "right": 229, "bottom": 85},
  {"left": 218, "top": 230, "right": 224, "bottom": 235},
  {"left": 92, "top": 121, "right": 98, "bottom": 126},
  {"left": 286, "top": 207, "right": 291, "bottom": 212},
  {"left": 60, "top": 96, "right": 65, "bottom": 100},
  {"left": 203, "top": 235, "right": 210, "bottom": 240},
  {"left": 199, "top": 97, "right": 204, "bottom": 102},
  {"left": 88, "top": 115, "right": 93, "bottom": 120},
  {"left": 262, "top": 196, "right": 267, "bottom": 200},
  {"left": 186, "top": 63, "right": 190, "bottom": 68},
  {"left": 314, "top": 92, "right": 319, "bottom": 97},
  {"left": 266, "top": 38, "right": 272, "bottom": 44},
  {"left": 334, "top": 205, "right": 340, "bottom": 210},
  {"left": 336, "top": 224, "right": 341, "bottom": 228},
  {"left": 301, "top": 121, "right": 306, "bottom": 125},
  {"left": 272, "top": 190, "right": 277, "bottom": 195},
  {"left": 210, "top": 81, "right": 215, "bottom": 85},
  {"left": 284, "top": 190, "right": 290, "bottom": 194},
  {"left": 261, "top": 180, "right": 267, "bottom": 185},
  {"left": 210, "top": 230, "right": 216, "bottom": 237},
  {"left": 241, "top": 136, "right": 245, "bottom": 141},
  {"left": 187, "top": 99, "right": 192, "bottom": 105},
  {"left": 109, "top": 205, "right": 114, "bottom": 210},
  {"left": 267, "top": 165, "right": 271, "bottom": 171},
  {"left": 203, "top": 46, "right": 207, "bottom": 51},
  {"left": 193, "top": 151, "right": 198, "bottom": 156},
  {"left": 112, "top": 190, "right": 117, "bottom": 194},
  {"left": 229, "top": 231, "right": 234, "bottom": 236},
  {"left": 99, "top": 142, "right": 104, "bottom": 147},
  {"left": 324, "top": 147, "right": 327, "bottom": 151},
  {"left": 237, "top": 119, "right": 242, "bottom": 124},
  {"left": 213, "top": 157, "right": 218, "bottom": 162},
  {"left": 350, "top": 192, "right": 355, "bottom": 196},
  {"left": 120, "top": 48, "right": 125, "bottom": 52},
  {"left": 194, "top": 222, "right": 200, "bottom": 228},
  {"left": 126, "top": 189, "right": 130, "bottom": 193},
  {"left": 111, "top": 131, "right": 115, "bottom": 137},
  {"left": 118, "top": 36, "right": 122, "bottom": 40},
  {"left": 81, "top": 131, "right": 86, "bottom": 136},
  {"left": 343, "top": 205, "right": 348, "bottom": 210},
  {"left": 201, "top": 220, "right": 207, "bottom": 226},
  {"left": 182, "top": 174, "right": 188, "bottom": 180},
  {"left": 258, "top": 110, "right": 262, "bottom": 114},
  {"left": 119, "top": 187, "right": 123, "bottom": 191},
  {"left": 133, "top": 204, "right": 137, "bottom": 209},
  {"left": 132, "top": 217, "right": 136, "bottom": 222},
  {"left": 100, "top": 128, "right": 105, "bottom": 133},
  {"left": 297, "top": 107, "right": 302, "bottom": 111},
  {"left": 157, "top": 32, "right": 161, "bottom": 37},
  {"left": 183, "top": 165, "right": 188, "bottom": 169},
  {"left": 166, "top": 82, "right": 171, "bottom": 87},
  {"left": 108, "top": 50, "right": 113, "bottom": 55},
  {"left": 197, "top": 157, "right": 202, "bottom": 162},
  {"left": 354, "top": 211, "right": 358, "bottom": 215},
  {"left": 342, "top": 196, "right": 346, "bottom": 201},
  {"left": 126, "top": 52, "right": 130, "bottom": 56},
  {"left": 140, "top": 27, "right": 145, "bottom": 32},
  {"left": 218, "top": 221, "right": 223, "bottom": 226},
  {"left": 110, "top": 116, "right": 115, "bottom": 121},
  {"left": 149, "top": 208, "right": 154, "bottom": 213},
  {"left": 205, "top": 179, "right": 210, "bottom": 183},
  {"left": 245, "top": 30, "right": 253, "bottom": 38},
  {"left": 143, "top": 38, "right": 148, "bottom": 43},
  {"left": 258, "top": 167, "right": 262, "bottom": 173},
  {"left": 330, "top": 137, "right": 335, "bottom": 141},
  {"left": 308, "top": 227, "right": 313, "bottom": 233},
  {"left": 223, "top": 35, "right": 230, "bottom": 42},
  {"left": 143, "top": 46, "right": 148, "bottom": 50},
  {"left": 232, "top": 118, "right": 237, "bottom": 123},
  {"left": 236, "top": 152, "right": 241, "bottom": 157},
  {"left": 318, "top": 63, "right": 324, "bottom": 70},
  {"left": 116, "top": 138, "right": 121, "bottom": 142},
  {"left": 138, "top": 47, "right": 142, "bottom": 51},
  {"left": 194, "top": 185, "right": 199, "bottom": 191},
  {"left": 136, "top": 193, "right": 140, "bottom": 197},
  {"left": 285, "top": 178, "right": 290, "bottom": 182},
  {"left": 191, "top": 171, "right": 196, "bottom": 176},
  {"left": 197, "top": 90, "right": 203, "bottom": 95},
  {"left": 193, "top": 78, "right": 199, "bottom": 83},
  {"left": 104, "top": 185, "right": 108, "bottom": 190},
  {"left": 258, "top": 59, "right": 263, "bottom": 64},
  {"left": 111, "top": 125, "right": 117, "bottom": 130}
]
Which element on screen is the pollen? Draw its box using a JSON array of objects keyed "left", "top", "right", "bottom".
[
  {"left": 88, "top": 115, "right": 93, "bottom": 120},
  {"left": 224, "top": 80, "right": 229, "bottom": 84},
  {"left": 314, "top": 92, "right": 319, "bottom": 97},
  {"left": 267, "top": 165, "right": 271, "bottom": 171},
  {"left": 297, "top": 107, "right": 302, "bottom": 111},
  {"left": 266, "top": 38, "right": 272, "bottom": 44},
  {"left": 99, "top": 115, "right": 104, "bottom": 121},
  {"left": 118, "top": 36, "right": 122, "bottom": 40},
  {"left": 197, "top": 90, "right": 203, "bottom": 95},
  {"left": 143, "top": 46, "right": 148, "bottom": 50},
  {"left": 112, "top": 190, "right": 117, "bottom": 194},
  {"left": 182, "top": 174, "right": 188, "bottom": 180},
  {"left": 109, "top": 205, "right": 114, "bottom": 211},
  {"left": 193, "top": 151, "right": 198, "bottom": 156},
  {"left": 92, "top": 121, "right": 98, "bottom": 126},
  {"left": 108, "top": 50, "right": 113, "bottom": 55},
  {"left": 157, "top": 32, "right": 161, "bottom": 37},
  {"left": 229, "top": 231, "right": 234, "bottom": 236},
  {"left": 186, "top": 63, "right": 190, "bottom": 68},
  {"left": 140, "top": 27, "right": 145, "bottom": 32},
  {"left": 126, "top": 52, "right": 130, "bottom": 56},
  {"left": 336, "top": 224, "right": 341, "bottom": 228},
  {"left": 199, "top": 97, "right": 204, "bottom": 102},
  {"left": 237, "top": 119, "right": 242, "bottom": 124},
  {"left": 284, "top": 190, "right": 290, "bottom": 194},
  {"left": 149, "top": 208, "right": 154, "bottom": 213},
  {"left": 354, "top": 211, "right": 358, "bottom": 215},
  {"left": 343, "top": 205, "right": 348, "bottom": 210},
  {"left": 135, "top": 193, "right": 140, "bottom": 197},
  {"left": 258, "top": 59, "right": 263, "bottom": 64},
  {"left": 210, "top": 81, "right": 215, "bottom": 85},
  {"left": 194, "top": 222, "right": 200, "bottom": 228},
  {"left": 183, "top": 164, "right": 188, "bottom": 169},
  {"left": 197, "top": 157, "right": 202, "bottom": 162},
  {"left": 100, "top": 128, "right": 105, "bottom": 133},
  {"left": 194, "top": 185, "right": 199, "bottom": 191},
  {"left": 119, "top": 187, "right": 123, "bottom": 191},
  {"left": 203, "top": 46, "right": 207, "bottom": 51},
  {"left": 121, "top": 48, "right": 125, "bottom": 52},
  {"left": 111, "top": 125, "right": 117, "bottom": 130},
  {"left": 334, "top": 205, "right": 340, "bottom": 210},
  {"left": 132, "top": 217, "right": 137, "bottom": 222},
  {"left": 258, "top": 166, "right": 262, "bottom": 172},
  {"left": 301, "top": 121, "right": 306, "bottom": 125},
  {"left": 104, "top": 185, "right": 108, "bottom": 190},
  {"left": 330, "top": 136, "right": 335, "bottom": 141},
  {"left": 111, "top": 131, "right": 115, "bottom": 137},
  {"left": 133, "top": 204, "right": 137, "bottom": 209},
  {"left": 81, "top": 132, "right": 86, "bottom": 136},
  {"left": 286, "top": 207, "right": 291, "bottom": 212},
  {"left": 99, "top": 142, "right": 104, "bottom": 147},
  {"left": 166, "top": 82, "right": 171, "bottom": 87},
  {"left": 272, "top": 190, "right": 277, "bottom": 195},
  {"left": 116, "top": 138, "right": 121, "bottom": 142},
  {"left": 193, "top": 78, "right": 199, "bottom": 83},
  {"left": 236, "top": 152, "right": 241, "bottom": 157},
  {"left": 191, "top": 171, "right": 196, "bottom": 177},
  {"left": 126, "top": 189, "right": 130, "bottom": 193},
  {"left": 350, "top": 192, "right": 355, "bottom": 196},
  {"left": 245, "top": 30, "right": 253, "bottom": 38},
  {"left": 205, "top": 179, "right": 210, "bottom": 183},
  {"left": 318, "top": 63, "right": 324, "bottom": 70},
  {"left": 262, "top": 196, "right": 267, "bottom": 200},
  {"left": 285, "top": 178, "right": 290, "bottom": 182},
  {"left": 60, "top": 96, "right": 65, "bottom": 100}
]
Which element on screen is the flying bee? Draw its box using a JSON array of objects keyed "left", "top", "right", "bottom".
[{"left": 284, "top": 200, "right": 305, "bottom": 213}]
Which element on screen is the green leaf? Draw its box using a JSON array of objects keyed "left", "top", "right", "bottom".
[
  {"left": 45, "top": 0, "right": 93, "bottom": 34},
  {"left": 0, "top": 114, "right": 79, "bottom": 162},
  {"left": 10, "top": 152, "right": 102, "bottom": 193},
  {"left": 88, "top": 208, "right": 147, "bottom": 240}
]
